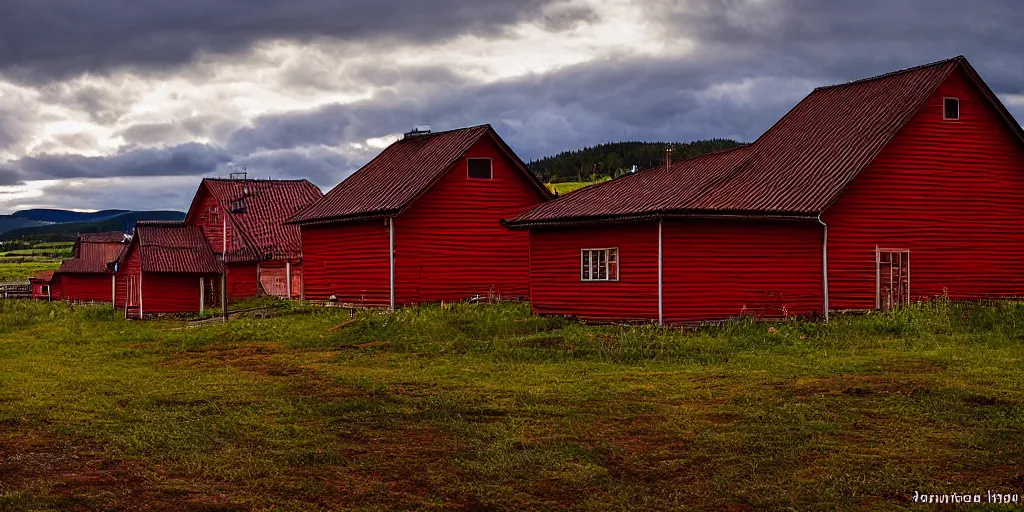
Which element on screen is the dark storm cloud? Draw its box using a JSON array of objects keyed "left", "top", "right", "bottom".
[
  {"left": 0, "top": 0, "right": 588, "bottom": 82},
  {"left": 7, "top": 142, "right": 230, "bottom": 180},
  {"left": 656, "top": 0, "right": 1024, "bottom": 91}
]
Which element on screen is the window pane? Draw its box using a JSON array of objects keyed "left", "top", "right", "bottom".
[
  {"left": 582, "top": 251, "right": 590, "bottom": 280},
  {"left": 608, "top": 249, "right": 618, "bottom": 280},
  {"left": 468, "top": 158, "right": 493, "bottom": 179},
  {"left": 944, "top": 98, "right": 959, "bottom": 120}
]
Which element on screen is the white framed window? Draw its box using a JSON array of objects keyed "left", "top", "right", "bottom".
[
  {"left": 467, "top": 158, "right": 493, "bottom": 179},
  {"left": 943, "top": 97, "right": 960, "bottom": 120},
  {"left": 581, "top": 248, "right": 619, "bottom": 281},
  {"left": 209, "top": 206, "right": 220, "bottom": 224}
]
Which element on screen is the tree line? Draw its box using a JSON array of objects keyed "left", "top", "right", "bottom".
[{"left": 527, "top": 139, "right": 744, "bottom": 183}]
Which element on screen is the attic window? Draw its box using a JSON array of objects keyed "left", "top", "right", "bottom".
[
  {"left": 209, "top": 206, "right": 220, "bottom": 224},
  {"left": 943, "top": 97, "right": 960, "bottom": 120},
  {"left": 467, "top": 158, "right": 493, "bottom": 180},
  {"left": 230, "top": 197, "right": 247, "bottom": 214}
]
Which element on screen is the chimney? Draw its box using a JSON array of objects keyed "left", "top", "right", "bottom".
[{"left": 665, "top": 146, "right": 673, "bottom": 171}]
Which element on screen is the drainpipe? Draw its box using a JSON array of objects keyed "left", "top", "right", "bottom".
[
  {"left": 388, "top": 217, "right": 396, "bottom": 312},
  {"left": 286, "top": 261, "right": 292, "bottom": 298},
  {"left": 817, "top": 214, "right": 830, "bottom": 322}
]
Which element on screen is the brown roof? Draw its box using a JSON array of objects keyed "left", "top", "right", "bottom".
[
  {"left": 289, "top": 124, "right": 551, "bottom": 225},
  {"left": 29, "top": 270, "right": 55, "bottom": 283},
  {"left": 186, "top": 179, "right": 323, "bottom": 262},
  {"left": 507, "top": 56, "right": 1024, "bottom": 227},
  {"left": 77, "top": 232, "right": 129, "bottom": 244},
  {"left": 124, "top": 222, "right": 222, "bottom": 274},
  {"left": 59, "top": 231, "right": 129, "bottom": 274}
]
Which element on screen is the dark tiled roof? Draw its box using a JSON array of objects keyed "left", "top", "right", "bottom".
[
  {"left": 129, "top": 222, "right": 222, "bottom": 274},
  {"left": 508, "top": 56, "right": 1020, "bottom": 227},
  {"left": 289, "top": 124, "right": 549, "bottom": 224},
  {"left": 76, "top": 232, "right": 129, "bottom": 244},
  {"left": 187, "top": 179, "right": 323, "bottom": 262}
]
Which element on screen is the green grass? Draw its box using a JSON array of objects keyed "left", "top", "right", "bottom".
[
  {"left": 0, "top": 242, "right": 71, "bottom": 281},
  {"left": 546, "top": 178, "right": 610, "bottom": 195},
  {"left": 1, "top": 299, "right": 1023, "bottom": 510}
]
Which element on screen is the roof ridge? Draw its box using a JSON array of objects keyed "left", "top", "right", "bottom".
[
  {"left": 814, "top": 55, "right": 963, "bottom": 92},
  {"left": 397, "top": 124, "right": 490, "bottom": 140},
  {"left": 204, "top": 178, "right": 315, "bottom": 183}
]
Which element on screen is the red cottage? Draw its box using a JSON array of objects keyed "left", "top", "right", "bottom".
[
  {"left": 289, "top": 124, "right": 551, "bottom": 308},
  {"left": 29, "top": 270, "right": 56, "bottom": 301},
  {"left": 113, "top": 222, "right": 223, "bottom": 318},
  {"left": 506, "top": 56, "right": 1024, "bottom": 323},
  {"left": 52, "top": 232, "right": 128, "bottom": 303},
  {"left": 184, "top": 178, "right": 323, "bottom": 300}
]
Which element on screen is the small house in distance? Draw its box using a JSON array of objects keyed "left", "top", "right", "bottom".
[
  {"left": 289, "top": 124, "right": 552, "bottom": 308},
  {"left": 113, "top": 221, "right": 223, "bottom": 318},
  {"left": 52, "top": 232, "right": 128, "bottom": 303},
  {"left": 505, "top": 56, "right": 1024, "bottom": 324},
  {"left": 29, "top": 270, "right": 56, "bottom": 301},
  {"left": 183, "top": 178, "right": 323, "bottom": 300}
]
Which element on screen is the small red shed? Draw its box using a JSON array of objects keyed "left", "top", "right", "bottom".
[
  {"left": 506, "top": 56, "right": 1024, "bottom": 323},
  {"left": 29, "top": 270, "right": 56, "bottom": 301},
  {"left": 52, "top": 232, "right": 128, "bottom": 303},
  {"left": 289, "top": 124, "right": 551, "bottom": 308},
  {"left": 184, "top": 178, "right": 323, "bottom": 300},
  {"left": 113, "top": 222, "right": 223, "bottom": 318}
]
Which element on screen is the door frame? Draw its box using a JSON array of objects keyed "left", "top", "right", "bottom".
[{"left": 875, "top": 246, "right": 911, "bottom": 310}]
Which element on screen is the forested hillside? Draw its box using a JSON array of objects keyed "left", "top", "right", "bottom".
[{"left": 528, "top": 139, "right": 744, "bottom": 183}]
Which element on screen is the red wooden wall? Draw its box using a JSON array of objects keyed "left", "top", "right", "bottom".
[
  {"left": 142, "top": 273, "right": 203, "bottom": 314},
  {"left": 394, "top": 137, "right": 544, "bottom": 304},
  {"left": 114, "top": 243, "right": 140, "bottom": 309},
  {"left": 226, "top": 262, "right": 259, "bottom": 300},
  {"left": 528, "top": 222, "right": 659, "bottom": 321},
  {"left": 301, "top": 220, "right": 390, "bottom": 306},
  {"left": 58, "top": 274, "right": 114, "bottom": 303},
  {"left": 824, "top": 69, "right": 1024, "bottom": 309},
  {"left": 662, "top": 220, "right": 823, "bottom": 322},
  {"left": 191, "top": 189, "right": 243, "bottom": 257}
]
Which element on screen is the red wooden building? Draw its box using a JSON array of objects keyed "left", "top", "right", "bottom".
[
  {"left": 113, "top": 222, "right": 223, "bottom": 317},
  {"left": 51, "top": 232, "right": 128, "bottom": 303},
  {"left": 29, "top": 270, "right": 56, "bottom": 301},
  {"left": 289, "top": 124, "right": 551, "bottom": 308},
  {"left": 506, "top": 56, "right": 1024, "bottom": 323},
  {"left": 184, "top": 178, "right": 322, "bottom": 300}
]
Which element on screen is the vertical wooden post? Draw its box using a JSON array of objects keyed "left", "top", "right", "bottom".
[
  {"left": 200, "top": 277, "right": 205, "bottom": 314},
  {"left": 221, "top": 271, "right": 228, "bottom": 322},
  {"left": 111, "top": 275, "right": 116, "bottom": 309}
]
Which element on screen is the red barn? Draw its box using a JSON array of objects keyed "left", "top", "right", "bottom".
[
  {"left": 506, "top": 56, "right": 1024, "bottom": 323},
  {"left": 29, "top": 270, "right": 56, "bottom": 301},
  {"left": 52, "top": 232, "right": 128, "bottom": 303},
  {"left": 184, "top": 178, "right": 322, "bottom": 300},
  {"left": 289, "top": 124, "right": 551, "bottom": 308},
  {"left": 113, "top": 222, "right": 223, "bottom": 318}
]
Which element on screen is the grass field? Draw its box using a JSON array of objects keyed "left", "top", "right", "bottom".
[
  {"left": 545, "top": 178, "right": 610, "bottom": 195},
  {"left": 1, "top": 299, "right": 1023, "bottom": 510},
  {"left": 0, "top": 242, "right": 71, "bottom": 281}
]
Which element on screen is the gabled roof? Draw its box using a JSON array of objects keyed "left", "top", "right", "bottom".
[
  {"left": 29, "top": 270, "right": 55, "bottom": 283},
  {"left": 289, "top": 124, "right": 552, "bottom": 225},
  {"left": 58, "top": 231, "right": 129, "bottom": 274},
  {"left": 120, "top": 221, "right": 222, "bottom": 274},
  {"left": 185, "top": 178, "right": 322, "bottom": 262},
  {"left": 507, "top": 56, "right": 1024, "bottom": 227}
]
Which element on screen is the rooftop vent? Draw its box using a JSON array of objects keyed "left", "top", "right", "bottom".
[{"left": 404, "top": 125, "right": 432, "bottom": 138}]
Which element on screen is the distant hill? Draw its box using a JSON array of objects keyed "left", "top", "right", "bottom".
[
  {"left": 11, "top": 209, "right": 134, "bottom": 224},
  {"left": 528, "top": 139, "right": 744, "bottom": 183},
  {"left": 0, "top": 216, "right": 48, "bottom": 236},
  {"left": 1, "top": 210, "right": 185, "bottom": 242}
]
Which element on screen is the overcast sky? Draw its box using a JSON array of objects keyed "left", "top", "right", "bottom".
[{"left": 0, "top": 0, "right": 1021, "bottom": 213}]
